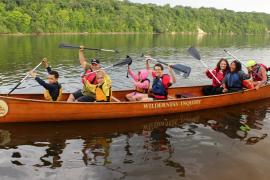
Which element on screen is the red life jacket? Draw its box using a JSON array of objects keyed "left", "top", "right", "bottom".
[
  {"left": 152, "top": 74, "right": 171, "bottom": 99},
  {"left": 206, "top": 68, "right": 226, "bottom": 87},
  {"left": 82, "top": 69, "right": 98, "bottom": 85},
  {"left": 251, "top": 64, "right": 268, "bottom": 81}
]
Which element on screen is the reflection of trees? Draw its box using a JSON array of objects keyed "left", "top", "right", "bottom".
[
  {"left": 82, "top": 137, "right": 112, "bottom": 166},
  {"left": 143, "top": 126, "right": 185, "bottom": 177},
  {"left": 34, "top": 139, "right": 65, "bottom": 168},
  {"left": 204, "top": 101, "right": 269, "bottom": 144}
]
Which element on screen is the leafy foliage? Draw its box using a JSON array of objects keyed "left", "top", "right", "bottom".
[{"left": 0, "top": 0, "right": 269, "bottom": 34}]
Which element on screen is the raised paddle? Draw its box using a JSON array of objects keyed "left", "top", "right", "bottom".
[
  {"left": 142, "top": 54, "right": 191, "bottom": 78},
  {"left": 59, "top": 43, "right": 119, "bottom": 53},
  {"left": 188, "top": 46, "right": 222, "bottom": 84},
  {"left": 224, "top": 49, "right": 247, "bottom": 68},
  {"left": 224, "top": 49, "right": 264, "bottom": 78},
  {"left": 82, "top": 55, "right": 132, "bottom": 77},
  {"left": 8, "top": 61, "right": 43, "bottom": 95}
]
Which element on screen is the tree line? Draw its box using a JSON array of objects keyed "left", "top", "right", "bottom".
[{"left": 0, "top": 0, "right": 270, "bottom": 34}]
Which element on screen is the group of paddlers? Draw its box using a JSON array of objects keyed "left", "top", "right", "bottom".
[
  {"left": 203, "top": 58, "right": 268, "bottom": 96},
  {"left": 29, "top": 46, "right": 269, "bottom": 102}
]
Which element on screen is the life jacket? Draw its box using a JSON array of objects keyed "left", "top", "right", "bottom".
[
  {"left": 95, "top": 84, "right": 111, "bottom": 102},
  {"left": 252, "top": 64, "right": 268, "bottom": 81},
  {"left": 206, "top": 69, "right": 226, "bottom": 87},
  {"left": 135, "top": 79, "right": 150, "bottom": 93},
  {"left": 225, "top": 72, "right": 243, "bottom": 90},
  {"left": 152, "top": 74, "right": 171, "bottom": 99},
  {"left": 83, "top": 69, "right": 98, "bottom": 85},
  {"left": 44, "top": 87, "right": 63, "bottom": 101}
]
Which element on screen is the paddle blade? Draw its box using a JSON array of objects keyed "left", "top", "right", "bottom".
[
  {"left": 188, "top": 47, "right": 201, "bottom": 60},
  {"left": 171, "top": 64, "right": 191, "bottom": 77},
  {"left": 59, "top": 43, "right": 78, "bottom": 49},
  {"left": 113, "top": 55, "right": 132, "bottom": 67}
]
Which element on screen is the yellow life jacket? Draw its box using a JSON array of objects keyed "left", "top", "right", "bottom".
[
  {"left": 95, "top": 85, "right": 111, "bottom": 102},
  {"left": 44, "top": 88, "right": 63, "bottom": 101}
]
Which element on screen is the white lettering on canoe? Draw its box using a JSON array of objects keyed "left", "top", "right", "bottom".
[
  {"left": 0, "top": 100, "right": 8, "bottom": 117},
  {"left": 143, "top": 100, "right": 201, "bottom": 109}
]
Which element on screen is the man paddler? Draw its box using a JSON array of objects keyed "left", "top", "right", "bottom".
[{"left": 67, "top": 46, "right": 111, "bottom": 102}]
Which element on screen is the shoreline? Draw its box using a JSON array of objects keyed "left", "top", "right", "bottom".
[{"left": 0, "top": 32, "right": 269, "bottom": 36}]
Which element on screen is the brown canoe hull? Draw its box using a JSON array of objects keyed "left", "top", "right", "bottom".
[{"left": 0, "top": 85, "right": 270, "bottom": 123}]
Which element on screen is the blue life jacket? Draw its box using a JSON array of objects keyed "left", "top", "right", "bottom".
[
  {"left": 152, "top": 75, "right": 168, "bottom": 97},
  {"left": 225, "top": 72, "right": 243, "bottom": 90}
]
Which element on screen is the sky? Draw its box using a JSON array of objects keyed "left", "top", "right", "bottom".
[{"left": 130, "top": 0, "right": 270, "bottom": 14}]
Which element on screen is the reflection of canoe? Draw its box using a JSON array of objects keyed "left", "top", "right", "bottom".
[
  {"left": 0, "top": 85, "right": 270, "bottom": 123},
  {"left": 0, "top": 98, "right": 269, "bottom": 147}
]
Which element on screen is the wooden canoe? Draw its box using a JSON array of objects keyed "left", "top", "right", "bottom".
[{"left": 0, "top": 84, "right": 270, "bottom": 123}]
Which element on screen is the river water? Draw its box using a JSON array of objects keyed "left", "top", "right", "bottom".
[{"left": 0, "top": 34, "right": 270, "bottom": 179}]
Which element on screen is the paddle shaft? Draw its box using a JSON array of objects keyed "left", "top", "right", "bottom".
[
  {"left": 199, "top": 59, "right": 222, "bottom": 84},
  {"left": 82, "top": 65, "right": 113, "bottom": 77},
  {"left": 8, "top": 62, "right": 43, "bottom": 95},
  {"left": 224, "top": 50, "right": 246, "bottom": 67},
  {"left": 224, "top": 49, "right": 263, "bottom": 79},
  {"left": 59, "top": 44, "right": 118, "bottom": 53},
  {"left": 148, "top": 57, "right": 170, "bottom": 66}
]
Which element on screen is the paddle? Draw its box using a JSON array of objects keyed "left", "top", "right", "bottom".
[
  {"left": 8, "top": 61, "right": 43, "bottom": 95},
  {"left": 224, "top": 49, "right": 263, "bottom": 79},
  {"left": 224, "top": 49, "right": 246, "bottom": 68},
  {"left": 59, "top": 43, "right": 119, "bottom": 53},
  {"left": 82, "top": 55, "right": 132, "bottom": 77},
  {"left": 188, "top": 46, "right": 222, "bottom": 84},
  {"left": 142, "top": 54, "right": 191, "bottom": 78}
]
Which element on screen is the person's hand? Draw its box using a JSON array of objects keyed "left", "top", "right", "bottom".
[
  {"left": 168, "top": 64, "right": 173, "bottom": 71},
  {"left": 255, "top": 85, "right": 260, "bottom": 90},
  {"left": 145, "top": 55, "right": 151, "bottom": 61},
  {"left": 42, "top": 58, "right": 49, "bottom": 68},
  {"left": 29, "top": 70, "right": 37, "bottom": 78},
  {"left": 222, "top": 88, "right": 228, "bottom": 93},
  {"left": 79, "top": 45, "right": 84, "bottom": 51}
]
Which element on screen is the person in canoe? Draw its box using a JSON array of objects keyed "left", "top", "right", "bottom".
[
  {"left": 203, "top": 58, "right": 230, "bottom": 95},
  {"left": 29, "top": 58, "right": 62, "bottom": 101},
  {"left": 67, "top": 46, "right": 111, "bottom": 102},
  {"left": 84, "top": 70, "right": 112, "bottom": 102},
  {"left": 146, "top": 56, "right": 176, "bottom": 100},
  {"left": 125, "top": 65, "right": 150, "bottom": 101},
  {"left": 246, "top": 60, "right": 268, "bottom": 90},
  {"left": 222, "top": 60, "right": 250, "bottom": 93}
]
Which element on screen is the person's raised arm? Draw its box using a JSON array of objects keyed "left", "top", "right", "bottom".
[
  {"left": 79, "top": 46, "right": 88, "bottom": 70},
  {"left": 29, "top": 70, "right": 53, "bottom": 90},
  {"left": 42, "top": 58, "right": 52, "bottom": 73},
  {"left": 145, "top": 56, "right": 151, "bottom": 71},
  {"left": 169, "top": 66, "right": 176, "bottom": 84}
]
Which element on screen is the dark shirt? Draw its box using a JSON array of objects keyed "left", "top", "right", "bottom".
[{"left": 34, "top": 67, "right": 61, "bottom": 101}]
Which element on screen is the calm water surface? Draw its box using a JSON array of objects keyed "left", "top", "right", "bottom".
[{"left": 0, "top": 34, "right": 270, "bottom": 179}]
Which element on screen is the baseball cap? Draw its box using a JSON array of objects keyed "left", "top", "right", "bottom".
[{"left": 91, "top": 59, "right": 100, "bottom": 65}]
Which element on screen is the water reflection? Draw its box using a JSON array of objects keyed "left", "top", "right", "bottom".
[{"left": 0, "top": 99, "right": 269, "bottom": 179}]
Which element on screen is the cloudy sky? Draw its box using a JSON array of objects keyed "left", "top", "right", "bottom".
[{"left": 130, "top": 0, "right": 270, "bottom": 14}]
